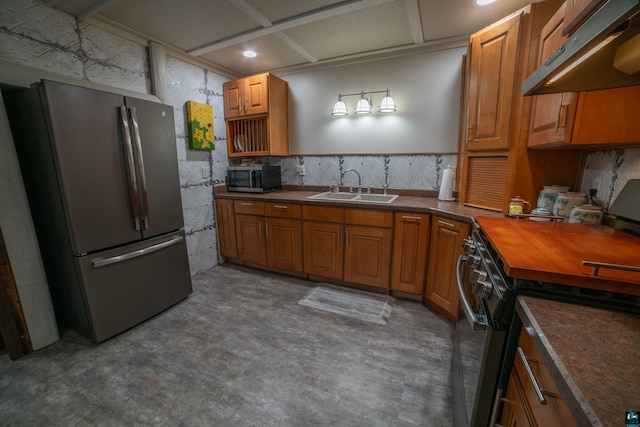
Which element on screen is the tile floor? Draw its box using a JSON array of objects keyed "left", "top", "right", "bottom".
[{"left": 0, "top": 263, "right": 454, "bottom": 426}]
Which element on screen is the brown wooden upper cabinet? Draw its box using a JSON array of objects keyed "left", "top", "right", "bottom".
[
  {"left": 224, "top": 73, "right": 289, "bottom": 157},
  {"left": 465, "top": 11, "right": 522, "bottom": 151},
  {"left": 224, "top": 74, "right": 269, "bottom": 118},
  {"left": 562, "top": 0, "right": 606, "bottom": 36},
  {"left": 529, "top": 3, "right": 640, "bottom": 148}
]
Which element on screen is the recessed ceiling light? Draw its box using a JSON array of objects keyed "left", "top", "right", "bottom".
[
  {"left": 243, "top": 50, "right": 257, "bottom": 58},
  {"left": 475, "top": 0, "right": 496, "bottom": 5}
]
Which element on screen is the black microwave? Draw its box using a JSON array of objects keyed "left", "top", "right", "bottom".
[{"left": 227, "top": 165, "right": 281, "bottom": 193}]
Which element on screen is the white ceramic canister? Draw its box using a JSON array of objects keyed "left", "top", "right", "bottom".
[
  {"left": 568, "top": 204, "right": 604, "bottom": 224},
  {"left": 536, "top": 185, "right": 570, "bottom": 210},
  {"left": 552, "top": 192, "right": 588, "bottom": 219}
]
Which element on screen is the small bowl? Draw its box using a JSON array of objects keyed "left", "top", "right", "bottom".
[{"left": 529, "top": 208, "right": 552, "bottom": 222}]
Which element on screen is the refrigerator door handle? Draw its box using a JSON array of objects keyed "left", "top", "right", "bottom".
[
  {"left": 128, "top": 107, "right": 150, "bottom": 230},
  {"left": 119, "top": 106, "right": 141, "bottom": 231},
  {"left": 92, "top": 235, "right": 184, "bottom": 268}
]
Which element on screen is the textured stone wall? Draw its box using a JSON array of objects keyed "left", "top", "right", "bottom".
[{"left": 0, "top": 0, "right": 221, "bottom": 274}]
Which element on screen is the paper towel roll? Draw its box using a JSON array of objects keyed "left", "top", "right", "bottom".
[{"left": 438, "top": 165, "right": 456, "bottom": 201}]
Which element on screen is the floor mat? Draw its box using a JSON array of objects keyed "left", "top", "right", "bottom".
[{"left": 298, "top": 285, "right": 394, "bottom": 325}]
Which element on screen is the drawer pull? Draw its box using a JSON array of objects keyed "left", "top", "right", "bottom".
[
  {"left": 438, "top": 220, "right": 456, "bottom": 228},
  {"left": 273, "top": 205, "right": 289, "bottom": 209},
  {"left": 240, "top": 202, "right": 253, "bottom": 206},
  {"left": 517, "top": 347, "right": 558, "bottom": 405},
  {"left": 401, "top": 215, "right": 422, "bottom": 221}
]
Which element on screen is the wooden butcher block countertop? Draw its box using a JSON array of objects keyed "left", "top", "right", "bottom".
[{"left": 475, "top": 216, "right": 640, "bottom": 295}]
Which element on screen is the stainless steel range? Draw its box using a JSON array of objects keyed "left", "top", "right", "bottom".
[{"left": 452, "top": 180, "right": 640, "bottom": 427}]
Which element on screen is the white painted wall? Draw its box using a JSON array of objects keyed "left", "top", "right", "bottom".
[{"left": 281, "top": 47, "right": 466, "bottom": 155}]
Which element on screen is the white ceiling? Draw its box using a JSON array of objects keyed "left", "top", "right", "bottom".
[{"left": 43, "top": 0, "right": 541, "bottom": 77}]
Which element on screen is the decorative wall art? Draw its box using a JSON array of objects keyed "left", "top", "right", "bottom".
[{"left": 186, "top": 101, "right": 214, "bottom": 150}]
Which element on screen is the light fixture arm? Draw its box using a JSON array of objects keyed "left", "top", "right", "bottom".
[{"left": 335, "top": 89, "right": 389, "bottom": 99}]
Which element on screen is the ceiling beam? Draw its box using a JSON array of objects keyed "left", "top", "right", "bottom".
[
  {"left": 188, "top": 0, "right": 395, "bottom": 56},
  {"left": 405, "top": 0, "right": 424, "bottom": 45},
  {"left": 229, "top": 0, "right": 318, "bottom": 63},
  {"left": 274, "top": 32, "right": 318, "bottom": 63},
  {"left": 229, "top": 0, "right": 272, "bottom": 27},
  {"left": 75, "top": 0, "right": 116, "bottom": 21}
]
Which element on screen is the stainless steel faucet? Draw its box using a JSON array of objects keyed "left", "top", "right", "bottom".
[{"left": 341, "top": 169, "right": 362, "bottom": 193}]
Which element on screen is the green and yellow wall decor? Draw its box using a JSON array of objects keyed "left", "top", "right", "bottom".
[{"left": 186, "top": 101, "right": 214, "bottom": 150}]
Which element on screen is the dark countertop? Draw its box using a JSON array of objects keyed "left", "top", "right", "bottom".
[
  {"left": 214, "top": 185, "right": 504, "bottom": 223},
  {"left": 516, "top": 296, "right": 640, "bottom": 427}
]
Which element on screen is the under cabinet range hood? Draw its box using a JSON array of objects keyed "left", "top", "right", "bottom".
[{"left": 522, "top": 0, "right": 640, "bottom": 95}]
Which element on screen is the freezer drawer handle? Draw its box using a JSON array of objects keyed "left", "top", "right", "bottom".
[
  {"left": 128, "top": 107, "right": 150, "bottom": 230},
  {"left": 119, "top": 106, "right": 141, "bottom": 231},
  {"left": 92, "top": 235, "right": 184, "bottom": 268}
]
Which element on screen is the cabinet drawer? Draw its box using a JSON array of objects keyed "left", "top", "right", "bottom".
[
  {"left": 233, "top": 200, "right": 265, "bottom": 215},
  {"left": 265, "top": 202, "right": 301, "bottom": 219},
  {"left": 514, "top": 326, "right": 576, "bottom": 427},
  {"left": 345, "top": 208, "right": 393, "bottom": 228},
  {"left": 302, "top": 205, "right": 344, "bottom": 223}
]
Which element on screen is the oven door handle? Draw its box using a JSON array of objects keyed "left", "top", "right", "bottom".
[{"left": 456, "top": 255, "right": 487, "bottom": 330}]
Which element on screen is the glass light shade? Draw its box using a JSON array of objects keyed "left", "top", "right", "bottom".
[
  {"left": 331, "top": 100, "right": 348, "bottom": 116},
  {"left": 355, "top": 97, "right": 371, "bottom": 114},
  {"left": 379, "top": 95, "right": 397, "bottom": 113}
]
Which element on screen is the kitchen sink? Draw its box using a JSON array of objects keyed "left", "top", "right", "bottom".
[{"left": 307, "top": 192, "right": 398, "bottom": 204}]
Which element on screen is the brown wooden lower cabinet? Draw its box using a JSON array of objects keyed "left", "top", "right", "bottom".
[
  {"left": 235, "top": 213, "right": 266, "bottom": 265},
  {"left": 303, "top": 221, "right": 343, "bottom": 280},
  {"left": 215, "top": 199, "right": 237, "bottom": 258},
  {"left": 501, "top": 327, "right": 577, "bottom": 427},
  {"left": 265, "top": 217, "right": 302, "bottom": 272},
  {"left": 344, "top": 225, "right": 392, "bottom": 289},
  {"left": 219, "top": 198, "right": 477, "bottom": 320},
  {"left": 424, "top": 215, "right": 469, "bottom": 322},
  {"left": 391, "top": 212, "right": 430, "bottom": 295},
  {"left": 499, "top": 371, "right": 534, "bottom": 427}
]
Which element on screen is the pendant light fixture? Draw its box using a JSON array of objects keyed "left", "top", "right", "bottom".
[
  {"left": 355, "top": 92, "right": 372, "bottom": 114},
  {"left": 331, "top": 95, "right": 348, "bottom": 116},
  {"left": 330, "top": 89, "right": 397, "bottom": 116},
  {"left": 378, "top": 89, "right": 397, "bottom": 113}
]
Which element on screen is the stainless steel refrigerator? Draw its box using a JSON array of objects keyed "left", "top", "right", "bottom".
[{"left": 5, "top": 80, "right": 192, "bottom": 342}]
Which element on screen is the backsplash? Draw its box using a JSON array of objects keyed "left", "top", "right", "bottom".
[
  {"left": 580, "top": 148, "right": 640, "bottom": 211},
  {"left": 262, "top": 154, "right": 458, "bottom": 191}
]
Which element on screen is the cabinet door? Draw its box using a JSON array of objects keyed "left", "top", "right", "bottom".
[
  {"left": 244, "top": 74, "right": 268, "bottom": 116},
  {"left": 424, "top": 216, "right": 469, "bottom": 322},
  {"left": 223, "top": 79, "right": 243, "bottom": 118},
  {"left": 514, "top": 326, "right": 577, "bottom": 427},
  {"left": 235, "top": 214, "right": 266, "bottom": 265},
  {"left": 303, "top": 221, "right": 343, "bottom": 280},
  {"left": 344, "top": 225, "right": 392, "bottom": 289},
  {"left": 266, "top": 217, "right": 302, "bottom": 272},
  {"left": 391, "top": 213, "right": 430, "bottom": 294},
  {"left": 529, "top": 4, "right": 573, "bottom": 147},
  {"left": 215, "top": 199, "right": 237, "bottom": 258},
  {"left": 466, "top": 12, "right": 522, "bottom": 151},
  {"left": 499, "top": 372, "right": 534, "bottom": 427}
]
